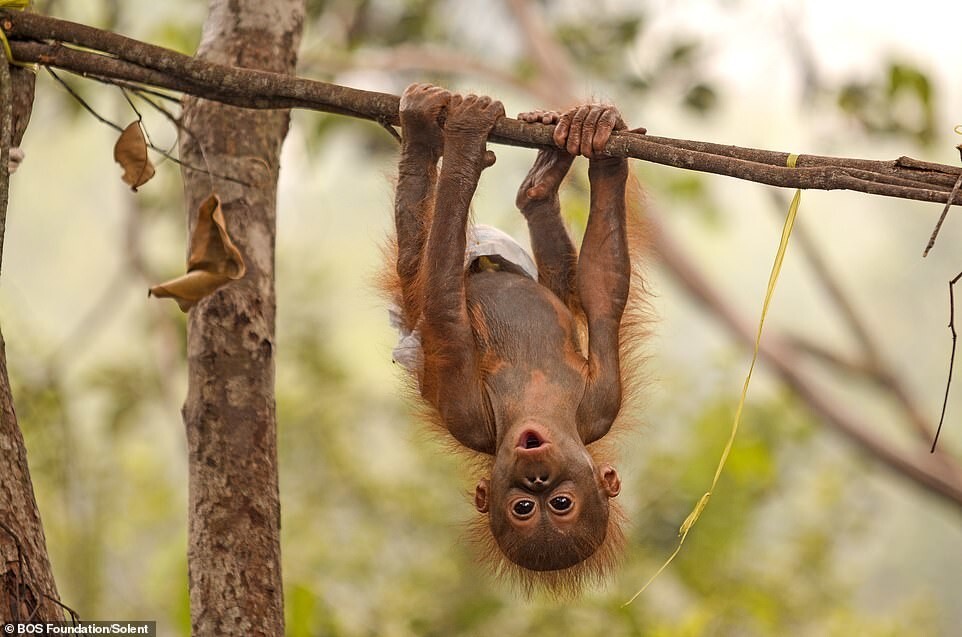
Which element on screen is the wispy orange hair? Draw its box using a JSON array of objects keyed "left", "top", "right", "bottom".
[{"left": 377, "top": 172, "right": 652, "bottom": 597}]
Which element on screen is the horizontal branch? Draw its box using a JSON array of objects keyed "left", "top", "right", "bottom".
[{"left": 3, "top": 9, "right": 961, "bottom": 208}]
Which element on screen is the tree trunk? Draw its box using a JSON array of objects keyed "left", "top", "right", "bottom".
[
  {"left": 0, "top": 336, "right": 63, "bottom": 624},
  {"left": 178, "top": 2, "right": 304, "bottom": 635},
  {"left": 0, "top": 335, "right": 62, "bottom": 623},
  {"left": 0, "top": 45, "right": 60, "bottom": 624}
]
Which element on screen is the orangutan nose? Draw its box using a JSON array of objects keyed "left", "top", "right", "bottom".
[{"left": 524, "top": 473, "right": 550, "bottom": 491}]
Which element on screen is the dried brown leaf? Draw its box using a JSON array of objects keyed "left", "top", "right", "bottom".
[
  {"left": 187, "top": 194, "right": 246, "bottom": 278},
  {"left": 148, "top": 270, "right": 230, "bottom": 312},
  {"left": 148, "top": 194, "right": 246, "bottom": 311},
  {"left": 114, "top": 121, "right": 155, "bottom": 190}
]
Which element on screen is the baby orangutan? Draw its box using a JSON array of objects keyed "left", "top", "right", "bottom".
[{"left": 386, "top": 83, "right": 645, "bottom": 594}]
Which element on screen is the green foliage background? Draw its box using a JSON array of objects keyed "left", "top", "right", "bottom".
[{"left": 5, "top": 1, "right": 961, "bottom": 635}]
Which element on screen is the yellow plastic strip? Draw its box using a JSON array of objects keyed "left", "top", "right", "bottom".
[
  {"left": 625, "top": 153, "right": 802, "bottom": 606},
  {"left": 0, "top": 33, "right": 13, "bottom": 64},
  {"left": 0, "top": 1, "right": 32, "bottom": 66}
]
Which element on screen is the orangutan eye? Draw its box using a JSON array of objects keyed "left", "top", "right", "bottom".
[
  {"left": 512, "top": 500, "right": 535, "bottom": 517},
  {"left": 549, "top": 496, "right": 572, "bottom": 513}
]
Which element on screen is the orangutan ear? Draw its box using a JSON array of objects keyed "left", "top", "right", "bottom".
[
  {"left": 600, "top": 465, "right": 621, "bottom": 498},
  {"left": 474, "top": 479, "right": 491, "bottom": 513}
]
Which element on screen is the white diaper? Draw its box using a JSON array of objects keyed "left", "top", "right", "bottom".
[{"left": 390, "top": 224, "right": 537, "bottom": 373}]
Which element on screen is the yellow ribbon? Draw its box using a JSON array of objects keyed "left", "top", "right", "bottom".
[{"left": 625, "top": 153, "right": 802, "bottom": 605}]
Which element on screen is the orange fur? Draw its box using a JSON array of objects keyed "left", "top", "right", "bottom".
[{"left": 378, "top": 171, "right": 652, "bottom": 597}]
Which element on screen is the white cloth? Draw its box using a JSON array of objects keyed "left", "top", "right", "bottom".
[
  {"left": 464, "top": 224, "right": 538, "bottom": 280},
  {"left": 390, "top": 224, "right": 537, "bottom": 372}
]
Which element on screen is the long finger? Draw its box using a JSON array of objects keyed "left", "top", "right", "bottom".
[
  {"left": 565, "top": 105, "right": 591, "bottom": 156},
  {"left": 591, "top": 107, "right": 621, "bottom": 158},
  {"left": 581, "top": 107, "right": 605, "bottom": 158},
  {"left": 553, "top": 110, "right": 571, "bottom": 149}
]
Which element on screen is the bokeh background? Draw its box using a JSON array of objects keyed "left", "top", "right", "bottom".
[{"left": 5, "top": 0, "right": 962, "bottom": 635}]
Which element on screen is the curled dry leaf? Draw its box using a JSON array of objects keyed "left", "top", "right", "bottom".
[
  {"left": 114, "top": 120, "right": 156, "bottom": 191},
  {"left": 149, "top": 194, "right": 247, "bottom": 311}
]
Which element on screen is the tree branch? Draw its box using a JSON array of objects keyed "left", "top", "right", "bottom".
[{"left": 3, "top": 9, "right": 961, "bottom": 208}]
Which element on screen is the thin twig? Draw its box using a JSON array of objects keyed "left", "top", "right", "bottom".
[
  {"left": 125, "top": 86, "right": 180, "bottom": 126},
  {"left": 40, "top": 593, "right": 80, "bottom": 623},
  {"left": 47, "top": 68, "right": 251, "bottom": 186},
  {"left": 46, "top": 67, "right": 123, "bottom": 132},
  {"left": 123, "top": 88, "right": 185, "bottom": 166},
  {"left": 933, "top": 272, "right": 962, "bottom": 452},
  {"left": 379, "top": 121, "right": 401, "bottom": 143},
  {"left": 119, "top": 87, "right": 165, "bottom": 155},
  {"left": 97, "top": 76, "right": 180, "bottom": 103},
  {"left": 923, "top": 172, "right": 962, "bottom": 257},
  {"left": 120, "top": 86, "right": 141, "bottom": 119}
]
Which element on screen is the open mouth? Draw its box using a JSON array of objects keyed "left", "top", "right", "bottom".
[{"left": 518, "top": 429, "right": 545, "bottom": 450}]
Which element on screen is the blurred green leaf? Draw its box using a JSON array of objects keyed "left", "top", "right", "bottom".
[
  {"left": 836, "top": 60, "right": 936, "bottom": 145},
  {"left": 683, "top": 82, "right": 718, "bottom": 114}
]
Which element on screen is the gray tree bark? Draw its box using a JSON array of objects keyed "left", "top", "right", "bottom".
[{"left": 178, "top": 1, "right": 304, "bottom": 635}]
